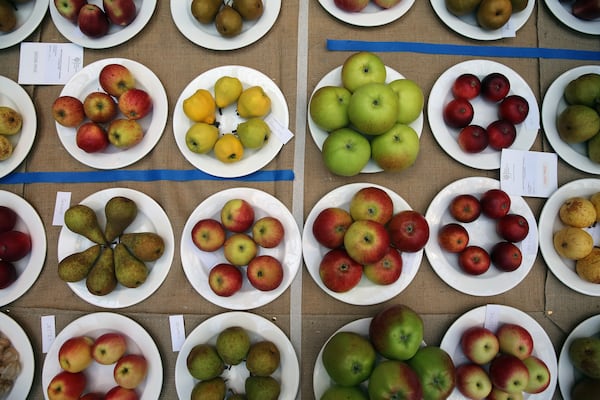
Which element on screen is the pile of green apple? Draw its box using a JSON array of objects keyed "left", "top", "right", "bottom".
[
  {"left": 190, "top": 198, "right": 286, "bottom": 296},
  {"left": 320, "top": 304, "right": 456, "bottom": 400},
  {"left": 47, "top": 331, "right": 148, "bottom": 400},
  {"left": 309, "top": 51, "right": 424, "bottom": 176}
]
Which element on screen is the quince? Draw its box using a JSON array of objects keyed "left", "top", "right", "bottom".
[{"left": 183, "top": 89, "right": 216, "bottom": 124}]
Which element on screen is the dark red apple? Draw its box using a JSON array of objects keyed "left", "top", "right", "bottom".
[
  {"left": 491, "top": 241, "right": 523, "bottom": 272},
  {"left": 457, "top": 125, "right": 488, "bottom": 153},
  {"left": 480, "top": 189, "right": 511, "bottom": 219},
  {"left": 452, "top": 73, "right": 481, "bottom": 100},
  {"left": 438, "top": 223, "right": 469, "bottom": 253},
  {"left": 0, "top": 230, "right": 31, "bottom": 262},
  {"left": 449, "top": 194, "right": 481, "bottom": 223},
  {"left": 487, "top": 119, "right": 516, "bottom": 150},
  {"left": 0, "top": 260, "right": 17, "bottom": 289},
  {"left": 498, "top": 95, "right": 530, "bottom": 124},
  {"left": 496, "top": 213, "right": 529, "bottom": 242},
  {"left": 458, "top": 245, "right": 491, "bottom": 275},
  {"left": 387, "top": 210, "right": 430, "bottom": 252},
  {"left": 481, "top": 72, "right": 510, "bottom": 102},
  {"left": 319, "top": 248, "right": 363, "bottom": 293},
  {"left": 0, "top": 206, "right": 17, "bottom": 233},
  {"left": 443, "top": 98, "right": 474, "bottom": 129}
]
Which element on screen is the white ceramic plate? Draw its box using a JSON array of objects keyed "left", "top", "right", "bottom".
[
  {"left": 303, "top": 183, "right": 423, "bottom": 305},
  {"left": 175, "top": 311, "right": 299, "bottom": 399},
  {"left": 428, "top": 59, "right": 539, "bottom": 170},
  {"left": 424, "top": 177, "right": 539, "bottom": 296},
  {"left": 173, "top": 65, "right": 289, "bottom": 178},
  {"left": 544, "top": 0, "right": 600, "bottom": 35},
  {"left": 41, "top": 312, "right": 162, "bottom": 399},
  {"left": 0, "top": 75, "right": 37, "bottom": 179},
  {"left": 558, "top": 314, "right": 600, "bottom": 399},
  {"left": 170, "top": 0, "right": 281, "bottom": 50},
  {"left": 0, "top": 312, "right": 34, "bottom": 400},
  {"left": 317, "top": 0, "right": 415, "bottom": 27},
  {"left": 56, "top": 58, "right": 168, "bottom": 170},
  {"left": 0, "top": 190, "right": 46, "bottom": 307},
  {"left": 57, "top": 188, "right": 175, "bottom": 308},
  {"left": 49, "top": 0, "right": 156, "bottom": 49},
  {"left": 541, "top": 65, "right": 600, "bottom": 174},
  {"left": 308, "top": 66, "right": 424, "bottom": 174},
  {"left": 430, "top": 0, "right": 535, "bottom": 40},
  {"left": 0, "top": 0, "right": 48, "bottom": 49},
  {"left": 538, "top": 178, "right": 600, "bottom": 296},
  {"left": 181, "top": 187, "right": 301, "bottom": 310},
  {"left": 440, "top": 304, "right": 558, "bottom": 400}
]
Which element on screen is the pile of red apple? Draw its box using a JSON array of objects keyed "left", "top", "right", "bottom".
[
  {"left": 54, "top": 0, "right": 138, "bottom": 38},
  {"left": 444, "top": 72, "right": 530, "bottom": 154},
  {"left": 52, "top": 63, "right": 153, "bottom": 154},
  {"left": 456, "top": 323, "right": 552, "bottom": 399},
  {"left": 312, "top": 186, "right": 429, "bottom": 293},
  {"left": 47, "top": 332, "right": 148, "bottom": 400},
  {"left": 0, "top": 205, "right": 32, "bottom": 290},
  {"left": 438, "top": 188, "right": 530, "bottom": 275},
  {"left": 191, "top": 198, "right": 286, "bottom": 296}
]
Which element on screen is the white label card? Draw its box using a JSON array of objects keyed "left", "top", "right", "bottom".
[
  {"left": 169, "top": 315, "right": 185, "bottom": 352},
  {"left": 53, "top": 191, "right": 71, "bottom": 226},
  {"left": 18, "top": 42, "right": 84, "bottom": 85},
  {"left": 41, "top": 315, "right": 56, "bottom": 353},
  {"left": 500, "top": 149, "right": 558, "bottom": 198}
]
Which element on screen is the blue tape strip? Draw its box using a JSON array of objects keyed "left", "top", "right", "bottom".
[
  {"left": 327, "top": 40, "right": 600, "bottom": 60},
  {"left": 0, "top": 169, "right": 295, "bottom": 184}
]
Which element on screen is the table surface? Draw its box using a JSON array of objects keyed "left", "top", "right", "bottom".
[{"left": 0, "top": 1, "right": 599, "bottom": 399}]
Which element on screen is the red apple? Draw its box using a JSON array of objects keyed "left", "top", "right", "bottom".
[
  {"left": 344, "top": 219, "right": 390, "bottom": 264},
  {"left": 489, "top": 354, "right": 530, "bottom": 394},
  {"left": 113, "top": 354, "right": 148, "bottom": 390},
  {"left": 523, "top": 355, "right": 551, "bottom": 394},
  {"left": 363, "top": 246, "right": 403, "bottom": 285},
  {"left": 312, "top": 207, "right": 353, "bottom": 249},
  {"left": 451, "top": 73, "right": 481, "bottom": 100},
  {"left": 0, "top": 260, "right": 17, "bottom": 289},
  {"left": 368, "top": 360, "right": 423, "bottom": 400},
  {"left": 457, "top": 124, "right": 489, "bottom": 153},
  {"left": 54, "top": 0, "right": 88, "bottom": 22},
  {"left": 0, "top": 230, "right": 31, "bottom": 262},
  {"left": 481, "top": 72, "right": 510, "bottom": 102},
  {"left": 80, "top": 393, "right": 104, "bottom": 400},
  {"left": 208, "top": 263, "right": 243, "bottom": 297},
  {"left": 460, "top": 326, "right": 500, "bottom": 365},
  {"left": 92, "top": 332, "right": 127, "bottom": 365},
  {"left": 103, "top": 0, "right": 137, "bottom": 27},
  {"left": 246, "top": 255, "right": 284, "bottom": 291},
  {"left": 496, "top": 213, "right": 529, "bottom": 242},
  {"left": 480, "top": 189, "right": 511, "bottom": 219},
  {"left": 349, "top": 186, "right": 394, "bottom": 224},
  {"left": 99, "top": 63, "right": 136, "bottom": 98},
  {"left": 319, "top": 248, "right": 363, "bottom": 293},
  {"left": 499, "top": 94, "right": 530, "bottom": 124},
  {"left": 52, "top": 95, "right": 86, "bottom": 127},
  {"left": 496, "top": 323, "right": 534, "bottom": 360},
  {"left": 455, "top": 363, "right": 493, "bottom": 400},
  {"left": 458, "top": 245, "right": 491, "bottom": 275},
  {"left": 491, "top": 241, "right": 523, "bottom": 272},
  {"left": 118, "top": 88, "right": 153, "bottom": 120},
  {"left": 387, "top": 210, "right": 430, "bottom": 252},
  {"left": 251, "top": 216, "right": 285, "bottom": 248},
  {"left": 443, "top": 98, "right": 474, "bottom": 128},
  {"left": 47, "top": 370, "right": 87, "bottom": 400},
  {"left": 334, "top": 0, "right": 369, "bottom": 12},
  {"left": 487, "top": 119, "right": 517, "bottom": 150},
  {"left": 77, "top": 4, "right": 110, "bottom": 38},
  {"left": 76, "top": 122, "right": 109, "bottom": 153},
  {"left": 104, "top": 386, "right": 139, "bottom": 400},
  {"left": 107, "top": 118, "right": 144, "bottom": 149},
  {"left": 191, "top": 218, "right": 226, "bottom": 252},
  {"left": 58, "top": 336, "right": 94, "bottom": 373},
  {"left": 223, "top": 233, "right": 257, "bottom": 266},
  {"left": 83, "top": 91, "right": 117, "bottom": 123},
  {"left": 449, "top": 194, "right": 481, "bottom": 223},
  {"left": 437, "top": 222, "right": 469, "bottom": 253},
  {"left": 220, "top": 198, "right": 255, "bottom": 233},
  {"left": 0, "top": 206, "right": 17, "bottom": 233},
  {"left": 486, "top": 386, "right": 523, "bottom": 400}
]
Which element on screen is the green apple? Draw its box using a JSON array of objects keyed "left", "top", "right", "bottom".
[
  {"left": 408, "top": 346, "right": 456, "bottom": 400},
  {"left": 369, "top": 304, "right": 424, "bottom": 361},
  {"left": 236, "top": 118, "right": 271, "bottom": 149},
  {"left": 185, "top": 122, "right": 219, "bottom": 154},
  {"left": 371, "top": 123, "right": 420, "bottom": 172},
  {"left": 309, "top": 85, "right": 351, "bottom": 132},
  {"left": 341, "top": 51, "right": 387, "bottom": 93},
  {"left": 321, "top": 127, "right": 371, "bottom": 176},
  {"left": 368, "top": 360, "right": 423, "bottom": 400},
  {"left": 347, "top": 83, "right": 399, "bottom": 136},
  {"left": 321, "top": 384, "right": 368, "bottom": 400},
  {"left": 388, "top": 78, "right": 424, "bottom": 124},
  {"left": 321, "top": 331, "right": 376, "bottom": 387}
]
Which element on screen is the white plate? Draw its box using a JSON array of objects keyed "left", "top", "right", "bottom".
[
  {"left": 0, "top": 0, "right": 48, "bottom": 49},
  {"left": 440, "top": 304, "right": 558, "bottom": 400},
  {"left": 181, "top": 187, "right": 302, "bottom": 310},
  {"left": 49, "top": 0, "right": 157, "bottom": 49},
  {"left": 544, "top": 0, "right": 600, "bottom": 35},
  {"left": 56, "top": 58, "right": 168, "bottom": 170},
  {"left": 0, "top": 312, "right": 34, "bottom": 400},
  {"left": 541, "top": 65, "right": 600, "bottom": 174},
  {"left": 57, "top": 188, "right": 175, "bottom": 308},
  {"left": 302, "top": 183, "right": 423, "bottom": 305},
  {"left": 0, "top": 75, "right": 37, "bottom": 179},
  {"left": 428, "top": 59, "right": 539, "bottom": 170},
  {"left": 175, "top": 311, "right": 299, "bottom": 399},
  {"left": 424, "top": 177, "right": 539, "bottom": 296},
  {"left": 430, "top": 0, "right": 535, "bottom": 40},
  {"left": 173, "top": 65, "right": 289, "bottom": 178},
  {"left": 317, "top": 0, "right": 415, "bottom": 27},
  {"left": 41, "top": 312, "right": 162, "bottom": 399},
  {"left": 170, "top": 0, "right": 281, "bottom": 50},
  {"left": 538, "top": 178, "right": 600, "bottom": 296},
  {"left": 0, "top": 190, "right": 46, "bottom": 307},
  {"left": 558, "top": 314, "right": 600, "bottom": 399},
  {"left": 308, "top": 66, "right": 424, "bottom": 174}
]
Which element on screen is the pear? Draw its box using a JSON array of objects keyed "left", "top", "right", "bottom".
[
  {"left": 232, "top": 0, "right": 264, "bottom": 20},
  {"left": 186, "top": 343, "right": 225, "bottom": 381},
  {"left": 510, "top": 0, "right": 528, "bottom": 11},
  {"left": 114, "top": 243, "right": 148, "bottom": 288},
  {"left": 589, "top": 192, "right": 600, "bottom": 220},
  {"left": 576, "top": 247, "right": 600, "bottom": 283},
  {"left": 559, "top": 197, "right": 597, "bottom": 228},
  {"left": 191, "top": 0, "right": 223, "bottom": 24},
  {"left": 216, "top": 326, "right": 251, "bottom": 365},
  {"left": 237, "top": 86, "right": 271, "bottom": 119},
  {"left": 553, "top": 227, "right": 594, "bottom": 260},
  {"left": 214, "top": 75, "right": 243, "bottom": 109},
  {"left": 85, "top": 246, "right": 117, "bottom": 296},
  {"left": 0, "top": 0, "right": 16, "bottom": 33},
  {"left": 557, "top": 104, "right": 600, "bottom": 144},
  {"left": 569, "top": 337, "right": 600, "bottom": 379},
  {"left": 445, "top": 0, "right": 482, "bottom": 16},
  {"left": 228, "top": 394, "right": 247, "bottom": 400},
  {"left": 64, "top": 204, "right": 108, "bottom": 245},
  {"left": 57, "top": 244, "right": 102, "bottom": 282},
  {"left": 104, "top": 196, "right": 138, "bottom": 243},
  {"left": 236, "top": 118, "right": 271, "bottom": 149},
  {"left": 0, "top": 135, "right": 13, "bottom": 161},
  {"left": 190, "top": 377, "right": 226, "bottom": 400},
  {"left": 572, "top": 377, "right": 600, "bottom": 400},
  {"left": 564, "top": 73, "right": 600, "bottom": 108},
  {"left": 215, "top": 5, "right": 243, "bottom": 37},
  {"left": 119, "top": 232, "right": 165, "bottom": 261},
  {"left": 587, "top": 132, "right": 600, "bottom": 163},
  {"left": 245, "top": 340, "right": 280, "bottom": 376},
  {"left": 245, "top": 376, "right": 281, "bottom": 400},
  {"left": 0, "top": 106, "right": 22, "bottom": 135}
]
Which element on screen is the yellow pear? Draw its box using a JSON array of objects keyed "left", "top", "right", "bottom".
[
  {"left": 214, "top": 76, "right": 243, "bottom": 108},
  {"left": 553, "top": 227, "right": 594, "bottom": 260},
  {"left": 559, "top": 197, "right": 597, "bottom": 228},
  {"left": 183, "top": 89, "right": 216, "bottom": 124},
  {"left": 589, "top": 192, "right": 600, "bottom": 222},
  {"left": 576, "top": 247, "right": 600, "bottom": 283},
  {"left": 237, "top": 86, "right": 271, "bottom": 118}
]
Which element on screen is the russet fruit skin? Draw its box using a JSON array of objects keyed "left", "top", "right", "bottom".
[
  {"left": 312, "top": 207, "right": 353, "bottom": 249},
  {"left": 443, "top": 98, "right": 474, "bottom": 128},
  {"left": 559, "top": 196, "right": 597, "bottom": 228},
  {"left": 553, "top": 226, "right": 594, "bottom": 260},
  {"left": 76, "top": 122, "right": 110, "bottom": 153},
  {"left": 569, "top": 336, "right": 600, "bottom": 379},
  {"left": 455, "top": 363, "right": 493, "bottom": 400},
  {"left": 319, "top": 248, "right": 363, "bottom": 292},
  {"left": 438, "top": 222, "right": 469, "bottom": 253},
  {"left": 208, "top": 263, "right": 243, "bottom": 296},
  {"left": 449, "top": 194, "right": 481, "bottom": 223},
  {"left": 52, "top": 96, "right": 86, "bottom": 128},
  {"left": 460, "top": 326, "right": 500, "bottom": 365}
]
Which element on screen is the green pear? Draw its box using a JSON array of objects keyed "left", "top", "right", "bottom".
[
  {"left": 216, "top": 326, "right": 251, "bottom": 365},
  {"left": 445, "top": 0, "right": 482, "bottom": 16},
  {"left": 564, "top": 73, "right": 600, "bottom": 108},
  {"left": 245, "top": 340, "right": 280, "bottom": 377},
  {"left": 57, "top": 244, "right": 102, "bottom": 282},
  {"left": 64, "top": 204, "right": 108, "bottom": 245},
  {"left": 186, "top": 343, "right": 225, "bottom": 381},
  {"left": 190, "top": 377, "right": 226, "bottom": 400},
  {"left": 587, "top": 133, "right": 600, "bottom": 163},
  {"left": 114, "top": 243, "right": 148, "bottom": 288},
  {"left": 85, "top": 247, "right": 117, "bottom": 296},
  {"left": 557, "top": 104, "right": 600, "bottom": 143},
  {"left": 191, "top": 0, "right": 223, "bottom": 24},
  {"left": 569, "top": 337, "right": 600, "bottom": 379},
  {"left": 245, "top": 376, "right": 280, "bottom": 400},
  {"left": 236, "top": 118, "right": 271, "bottom": 149},
  {"left": 104, "top": 196, "right": 138, "bottom": 243},
  {"left": 119, "top": 232, "right": 165, "bottom": 262}
]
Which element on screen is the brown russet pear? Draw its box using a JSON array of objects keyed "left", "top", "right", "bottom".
[
  {"left": 114, "top": 243, "right": 148, "bottom": 288},
  {"left": 104, "top": 196, "right": 138, "bottom": 243},
  {"left": 445, "top": 0, "right": 482, "bottom": 16},
  {"left": 191, "top": 0, "right": 222, "bottom": 24},
  {"left": 64, "top": 204, "right": 108, "bottom": 245},
  {"left": 58, "top": 244, "right": 102, "bottom": 282},
  {"left": 0, "top": 0, "right": 16, "bottom": 33},
  {"left": 190, "top": 377, "right": 226, "bottom": 400},
  {"left": 476, "top": 0, "right": 512, "bottom": 30},
  {"left": 215, "top": 5, "right": 243, "bottom": 37},
  {"left": 119, "top": 232, "right": 165, "bottom": 262},
  {"left": 86, "top": 246, "right": 117, "bottom": 296},
  {"left": 232, "top": 0, "right": 264, "bottom": 20},
  {"left": 557, "top": 104, "right": 600, "bottom": 144},
  {"left": 245, "top": 376, "right": 281, "bottom": 400}
]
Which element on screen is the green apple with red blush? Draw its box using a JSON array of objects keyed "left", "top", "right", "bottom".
[
  {"left": 220, "top": 198, "right": 255, "bottom": 233},
  {"left": 343, "top": 219, "right": 390, "bottom": 265},
  {"left": 309, "top": 85, "right": 351, "bottom": 132},
  {"left": 370, "top": 123, "right": 420, "bottom": 172},
  {"left": 223, "top": 233, "right": 257, "bottom": 266},
  {"left": 246, "top": 255, "right": 284, "bottom": 291},
  {"left": 408, "top": 346, "right": 456, "bottom": 400},
  {"left": 363, "top": 246, "right": 402, "bottom": 285},
  {"left": 251, "top": 216, "right": 284, "bottom": 248},
  {"left": 341, "top": 51, "right": 387, "bottom": 93},
  {"left": 191, "top": 218, "right": 226, "bottom": 252},
  {"left": 349, "top": 186, "right": 394, "bottom": 224},
  {"left": 208, "top": 263, "right": 243, "bottom": 297}
]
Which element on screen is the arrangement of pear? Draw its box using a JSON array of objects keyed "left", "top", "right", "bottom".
[
  {"left": 190, "top": 0, "right": 264, "bottom": 38},
  {"left": 444, "top": 0, "right": 529, "bottom": 30}
]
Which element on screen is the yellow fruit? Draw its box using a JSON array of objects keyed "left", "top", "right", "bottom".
[
  {"left": 237, "top": 86, "right": 271, "bottom": 118},
  {"left": 185, "top": 122, "right": 219, "bottom": 154},
  {"left": 183, "top": 89, "right": 216, "bottom": 124},
  {"left": 553, "top": 227, "right": 594, "bottom": 260},
  {"left": 576, "top": 247, "right": 600, "bottom": 283},
  {"left": 0, "top": 135, "right": 12, "bottom": 161},
  {"left": 214, "top": 76, "right": 243, "bottom": 109},
  {"left": 214, "top": 134, "right": 244, "bottom": 163},
  {"left": 559, "top": 197, "right": 597, "bottom": 228}
]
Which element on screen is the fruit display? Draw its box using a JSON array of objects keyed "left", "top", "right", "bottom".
[
  {"left": 444, "top": 0, "right": 529, "bottom": 30},
  {"left": 0, "top": 105, "right": 22, "bottom": 161},
  {"left": 190, "top": 0, "right": 264, "bottom": 38},
  {"left": 53, "top": 0, "right": 138, "bottom": 38}
]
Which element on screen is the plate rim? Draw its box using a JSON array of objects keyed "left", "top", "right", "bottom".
[{"left": 0, "top": 0, "right": 49, "bottom": 50}]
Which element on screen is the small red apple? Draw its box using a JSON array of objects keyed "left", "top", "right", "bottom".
[
  {"left": 487, "top": 119, "right": 517, "bottom": 150},
  {"left": 0, "top": 206, "right": 17, "bottom": 233},
  {"left": 443, "top": 98, "right": 474, "bottom": 129},
  {"left": 246, "top": 255, "right": 284, "bottom": 291},
  {"left": 449, "top": 194, "right": 481, "bottom": 223},
  {"left": 113, "top": 354, "right": 148, "bottom": 390},
  {"left": 83, "top": 91, "right": 117, "bottom": 123},
  {"left": 191, "top": 218, "right": 226, "bottom": 252},
  {"left": 343, "top": 220, "right": 390, "bottom": 265},
  {"left": 363, "top": 246, "right": 403, "bottom": 285},
  {"left": 319, "top": 248, "right": 363, "bottom": 293},
  {"left": 0, "top": 230, "right": 31, "bottom": 262},
  {"left": 458, "top": 245, "right": 491, "bottom": 275},
  {"left": 457, "top": 124, "right": 489, "bottom": 153},
  {"left": 438, "top": 222, "right": 469, "bottom": 253},
  {"left": 452, "top": 73, "right": 481, "bottom": 100},
  {"left": 47, "top": 370, "right": 87, "bottom": 400},
  {"left": 480, "top": 189, "right": 511, "bottom": 219},
  {"left": 52, "top": 95, "right": 86, "bottom": 128},
  {"left": 251, "top": 216, "right": 285, "bottom": 248},
  {"left": 208, "top": 263, "right": 243, "bottom": 297},
  {"left": 118, "top": 88, "right": 153, "bottom": 120},
  {"left": 481, "top": 72, "right": 510, "bottom": 102},
  {"left": 496, "top": 213, "right": 529, "bottom": 242},
  {"left": 387, "top": 210, "right": 430, "bottom": 252},
  {"left": 312, "top": 207, "right": 353, "bottom": 249},
  {"left": 0, "top": 260, "right": 17, "bottom": 289},
  {"left": 498, "top": 94, "right": 530, "bottom": 124},
  {"left": 76, "top": 122, "right": 110, "bottom": 153},
  {"left": 491, "top": 241, "right": 523, "bottom": 272}
]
